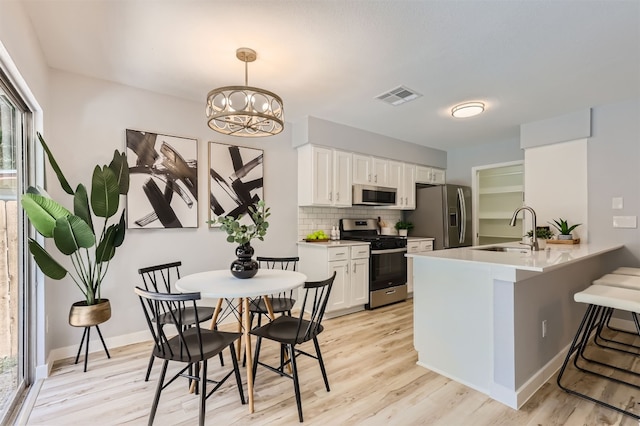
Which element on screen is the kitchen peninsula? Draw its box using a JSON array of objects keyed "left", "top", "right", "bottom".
[{"left": 409, "top": 242, "right": 624, "bottom": 410}]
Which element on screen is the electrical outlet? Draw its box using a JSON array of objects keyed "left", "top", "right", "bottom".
[{"left": 542, "top": 320, "right": 547, "bottom": 338}]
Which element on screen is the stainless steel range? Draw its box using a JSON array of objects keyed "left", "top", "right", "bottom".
[{"left": 339, "top": 219, "right": 408, "bottom": 309}]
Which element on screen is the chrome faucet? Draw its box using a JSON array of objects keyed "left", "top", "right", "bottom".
[{"left": 510, "top": 205, "right": 539, "bottom": 251}]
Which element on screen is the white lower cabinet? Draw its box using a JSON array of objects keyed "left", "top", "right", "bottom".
[
  {"left": 298, "top": 243, "right": 369, "bottom": 317},
  {"left": 406, "top": 238, "right": 434, "bottom": 296}
]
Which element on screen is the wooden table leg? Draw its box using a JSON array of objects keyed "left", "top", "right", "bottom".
[
  {"left": 243, "top": 297, "right": 254, "bottom": 413},
  {"left": 262, "top": 295, "right": 276, "bottom": 320},
  {"left": 208, "top": 298, "right": 224, "bottom": 330},
  {"left": 237, "top": 298, "right": 243, "bottom": 361}
]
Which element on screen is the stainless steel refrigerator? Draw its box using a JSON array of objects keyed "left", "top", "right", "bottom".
[{"left": 403, "top": 184, "right": 472, "bottom": 250}]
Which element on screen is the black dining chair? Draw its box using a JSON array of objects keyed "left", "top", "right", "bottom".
[
  {"left": 250, "top": 272, "right": 335, "bottom": 422},
  {"left": 135, "top": 287, "right": 245, "bottom": 426},
  {"left": 138, "top": 261, "right": 216, "bottom": 381},
  {"left": 249, "top": 256, "right": 299, "bottom": 328}
]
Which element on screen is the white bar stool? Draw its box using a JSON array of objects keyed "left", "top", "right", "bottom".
[
  {"left": 592, "top": 274, "right": 640, "bottom": 349},
  {"left": 613, "top": 267, "right": 640, "bottom": 277},
  {"left": 557, "top": 284, "right": 640, "bottom": 420}
]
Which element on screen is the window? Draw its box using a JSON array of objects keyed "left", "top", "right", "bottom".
[{"left": 0, "top": 69, "right": 32, "bottom": 424}]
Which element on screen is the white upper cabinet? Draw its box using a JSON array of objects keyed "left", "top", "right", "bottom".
[
  {"left": 352, "top": 153, "right": 372, "bottom": 185},
  {"left": 352, "top": 154, "right": 390, "bottom": 186},
  {"left": 333, "top": 150, "right": 352, "bottom": 206},
  {"left": 372, "top": 157, "right": 390, "bottom": 186},
  {"left": 299, "top": 144, "right": 444, "bottom": 208},
  {"left": 401, "top": 163, "right": 416, "bottom": 209},
  {"left": 298, "top": 145, "right": 352, "bottom": 207},
  {"left": 415, "top": 165, "right": 446, "bottom": 185},
  {"left": 388, "top": 161, "right": 415, "bottom": 210}
]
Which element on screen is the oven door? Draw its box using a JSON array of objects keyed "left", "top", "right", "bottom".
[{"left": 370, "top": 247, "right": 408, "bottom": 291}]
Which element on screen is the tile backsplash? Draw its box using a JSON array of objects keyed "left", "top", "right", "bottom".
[{"left": 298, "top": 206, "right": 402, "bottom": 241}]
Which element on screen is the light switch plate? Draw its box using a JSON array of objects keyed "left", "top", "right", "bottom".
[
  {"left": 613, "top": 216, "right": 637, "bottom": 228},
  {"left": 612, "top": 197, "right": 623, "bottom": 209}
]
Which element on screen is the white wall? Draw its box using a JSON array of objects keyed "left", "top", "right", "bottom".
[
  {"left": 588, "top": 99, "right": 640, "bottom": 265},
  {"left": 446, "top": 138, "right": 524, "bottom": 186},
  {"left": 294, "top": 116, "right": 447, "bottom": 168},
  {"left": 524, "top": 139, "right": 588, "bottom": 241},
  {"left": 44, "top": 70, "right": 299, "bottom": 356}
]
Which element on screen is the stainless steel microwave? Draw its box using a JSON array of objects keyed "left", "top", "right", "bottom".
[{"left": 352, "top": 184, "right": 397, "bottom": 206}]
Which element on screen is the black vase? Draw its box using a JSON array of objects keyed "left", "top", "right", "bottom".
[{"left": 230, "top": 243, "right": 259, "bottom": 279}]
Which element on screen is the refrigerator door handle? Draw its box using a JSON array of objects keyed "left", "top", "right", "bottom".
[{"left": 457, "top": 187, "right": 466, "bottom": 244}]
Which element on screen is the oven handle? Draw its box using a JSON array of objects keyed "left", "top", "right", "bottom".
[{"left": 370, "top": 248, "right": 408, "bottom": 255}]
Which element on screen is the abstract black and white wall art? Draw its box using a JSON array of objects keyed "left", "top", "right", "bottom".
[
  {"left": 126, "top": 129, "right": 198, "bottom": 229},
  {"left": 208, "top": 142, "right": 264, "bottom": 226}
]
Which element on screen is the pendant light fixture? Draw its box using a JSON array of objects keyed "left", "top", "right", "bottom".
[{"left": 206, "top": 48, "right": 284, "bottom": 137}]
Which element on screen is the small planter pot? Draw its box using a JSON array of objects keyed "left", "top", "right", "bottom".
[
  {"left": 398, "top": 229, "right": 408, "bottom": 237},
  {"left": 69, "top": 299, "right": 111, "bottom": 327},
  {"left": 538, "top": 239, "right": 547, "bottom": 249},
  {"left": 558, "top": 234, "right": 573, "bottom": 240}
]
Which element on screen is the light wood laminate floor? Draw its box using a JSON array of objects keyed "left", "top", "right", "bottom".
[{"left": 27, "top": 299, "right": 640, "bottom": 425}]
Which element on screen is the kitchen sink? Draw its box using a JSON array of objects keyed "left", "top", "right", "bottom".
[{"left": 473, "top": 246, "right": 529, "bottom": 253}]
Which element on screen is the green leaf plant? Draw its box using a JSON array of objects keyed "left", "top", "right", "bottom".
[
  {"left": 21, "top": 133, "right": 129, "bottom": 305},
  {"left": 548, "top": 218, "right": 581, "bottom": 236},
  {"left": 208, "top": 200, "right": 270, "bottom": 245}
]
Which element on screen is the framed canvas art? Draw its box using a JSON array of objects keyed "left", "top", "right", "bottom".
[
  {"left": 126, "top": 129, "right": 198, "bottom": 228},
  {"left": 208, "top": 142, "right": 264, "bottom": 226}
]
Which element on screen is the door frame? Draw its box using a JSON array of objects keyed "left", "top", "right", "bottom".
[{"left": 471, "top": 160, "right": 524, "bottom": 246}]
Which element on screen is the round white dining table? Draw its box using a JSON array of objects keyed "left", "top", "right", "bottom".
[{"left": 175, "top": 268, "right": 307, "bottom": 413}]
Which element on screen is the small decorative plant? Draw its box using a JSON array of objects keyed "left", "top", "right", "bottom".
[
  {"left": 549, "top": 218, "right": 581, "bottom": 237},
  {"left": 525, "top": 227, "right": 554, "bottom": 240},
  {"left": 395, "top": 221, "right": 414, "bottom": 231},
  {"left": 20, "top": 134, "right": 129, "bottom": 305},
  {"left": 208, "top": 200, "right": 270, "bottom": 245}
]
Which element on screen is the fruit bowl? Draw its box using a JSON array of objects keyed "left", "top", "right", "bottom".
[{"left": 304, "top": 238, "right": 330, "bottom": 243}]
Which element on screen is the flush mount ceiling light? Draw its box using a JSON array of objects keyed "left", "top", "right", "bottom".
[
  {"left": 451, "top": 102, "right": 485, "bottom": 118},
  {"left": 206, "top": 48, "right": 284, "bottom": 137}
]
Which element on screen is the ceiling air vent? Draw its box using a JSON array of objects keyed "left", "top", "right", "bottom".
[{"left": 375, "top": 85, "right": 422, "bottom": 106}]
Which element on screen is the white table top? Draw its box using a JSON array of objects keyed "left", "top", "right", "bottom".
[{"left": 175, "top": 269, "right": 307, "bottom": 298}]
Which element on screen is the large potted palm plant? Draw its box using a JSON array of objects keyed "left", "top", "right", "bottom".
[{"left": 21, "top": 134, "right": 129, "bottom": 327}]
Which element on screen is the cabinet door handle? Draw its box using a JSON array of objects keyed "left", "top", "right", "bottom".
[
  {"left": 405, "top": 197, "right": 408, "bottom": 204},
  {"left": 368, "top": 173, "right": 371, "bottom": 182},
  {"left": 336, "top": 192, "right": 339, "bottom": 201},
  {"left": 329, "top": 191, "right": 332, "bottom": 201},
  {"left": 374, "top": 175, "right": 378, "bottom": 183},
  {"left": 353, "top": 263, "right": 356, "bottom": 273}
]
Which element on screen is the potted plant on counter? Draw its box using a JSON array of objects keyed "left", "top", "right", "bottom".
[
  {"left": 395, "top": 220, "right": 414, "bottom": 237},
  {"left": 549, "top": 218, "right": 581, "bottom": 240},
  {"left": 20, "top": 134, "right": 129, "bottom": 369},
  {"left": 526, "top": 226, "right": 554, "bottom": 249},
  {"left": 208, "top": 200, "right": 270, "bottom": 279}
]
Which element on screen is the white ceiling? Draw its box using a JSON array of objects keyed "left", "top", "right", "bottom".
[{"left": 21, "top": 0, "right": 640, "bottom": 150}]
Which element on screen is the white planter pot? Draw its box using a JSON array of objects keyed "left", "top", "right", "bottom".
[
  {"left": 398, "top": 229, "right": 408, "bottom": 237},
  {"left": 558, "top": 234, "right": 573, "bottom": 240}
]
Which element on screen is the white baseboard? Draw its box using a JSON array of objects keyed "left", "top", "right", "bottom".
[
  {"left": 41, "top": 329, "right": 151, "bottom": 377},
  {"left": 38, "top": 313, "right": 251, "bottom": 377},
  {"left": 513, "top": 342, "right": 571, "bottom": 408}
]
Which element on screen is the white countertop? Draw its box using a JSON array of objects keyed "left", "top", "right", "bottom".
[
  {"left": 297, "top": 240, "right": 370, "bottom": 247},
  {"left": 407, "top": 242, "right": 623, "bottom": 272}
]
